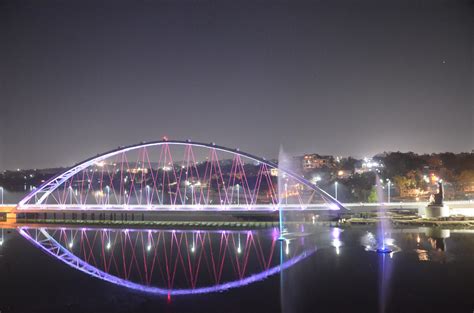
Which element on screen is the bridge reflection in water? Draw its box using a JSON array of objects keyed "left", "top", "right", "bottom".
[{"left": 19, "top": 227, "right": 316, "bottom": 295}]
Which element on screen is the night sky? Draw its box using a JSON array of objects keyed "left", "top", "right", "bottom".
[{"left": 1, "top": 0, "right": 472, "bottom": 170}]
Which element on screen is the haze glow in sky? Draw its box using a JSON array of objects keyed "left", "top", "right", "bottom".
[{"left": 0, "top": 0, "right": 472, "bottom": 170}]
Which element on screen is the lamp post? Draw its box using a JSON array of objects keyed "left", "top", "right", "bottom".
[
  {"left": 386, "top": 179, "right": 391, "bottom": 203},
  {"left": 69, "top": 186, "right": 73, "bottom": 205},
  {"left": 236, "top": 184, "right": 240, "bottom": 205},
  {"left": 106, "top": 186, "right": 110, "bottom": 205},
  {"left": 0, "top": 187, "right": 3, "bottom": 205},
  {"left": 146, "top": 185, "right": 150, "bottom": 206},
  {"left": 335, "top": 181, "right": 338, "bottom": 201}
]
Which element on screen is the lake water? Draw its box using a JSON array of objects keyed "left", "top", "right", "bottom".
[{"left": 1, "top": 224, "right": 474, "bottom": 313}]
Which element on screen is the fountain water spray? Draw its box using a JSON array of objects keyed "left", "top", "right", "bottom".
[
  {"left": 277, "top": 145, "right": 291, "bottom": 240},
  {"left": 375, "top": 173, "right": 392, "bottom": 254}
]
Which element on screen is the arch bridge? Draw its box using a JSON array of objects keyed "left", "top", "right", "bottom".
[{"left": 18, "top": 140, "right": 345, "bottom": 212}]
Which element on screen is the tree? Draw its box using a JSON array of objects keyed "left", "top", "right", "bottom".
[
  {"left": 368, "top": 186, "right": 378, "bottom": 203},
  {"left": 457, "top": 170, "right": 474, "bottom": 192},
  {"left": 457, "top": 170, "right": 474, "bottom": 183},
  {"left": 394, "top": 173, "right": 419, "bottom": 198}
]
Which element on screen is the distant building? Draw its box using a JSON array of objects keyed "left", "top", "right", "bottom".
[
  {"left": 354, "top": 158, "right": 384, "bottom": 174},
  {"left": 302, "top": 154, "right": 335, "bottom": 170}
]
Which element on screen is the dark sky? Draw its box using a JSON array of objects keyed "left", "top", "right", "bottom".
[{"left": 1, "top": 0, "right": 472, "bottom": 170}]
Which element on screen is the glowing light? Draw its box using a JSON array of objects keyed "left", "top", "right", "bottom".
[
  {"left": 311, "top": 176, "right": 322, "bottom": 184},
  {"left": 329, "top": 203, "right": 339, "bottom": 210},
  {"left": 68, "top": 241, "right": 74, "bottom": 249},
  {"left": 18, "top": 140, "right": 346, "bottom": 214},
  {"left": 19, "top": 228, "right": 316, "bottom": 296},
  {"left": 147, "top": 244, "right": 152, "bottom": 251},
  {"left": 384, "top": 238, "right": 394, "bottom": 246},
  {"left": 332, "top": 239, "right": 341, "bottom": 255}
]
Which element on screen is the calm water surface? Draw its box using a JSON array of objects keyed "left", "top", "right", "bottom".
[{"left": 1, "top": 225, "right": 474, "bottom": 313}]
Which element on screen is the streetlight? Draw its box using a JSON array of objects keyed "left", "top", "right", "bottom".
[
  {"left": 236, "top": 184, "right": 240, "bottom": 205},
  {"left": 69, "top": 186, "right": 73, "bottom": 205},
  {"left": 146, "top": 185, "right": 150, "bottom": 206},
  {"left": 106, "top": 186, "right": 110, "bottom": 205},
  {"left": 386, "top": 179, "right": 391, "bottom": 203},
  {"left": 335, "top": 181, "right": 338, "bottom": 201}
]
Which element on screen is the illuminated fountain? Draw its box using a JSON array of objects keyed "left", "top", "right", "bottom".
[
  {"left": 277, "top": 145, "right": 291, "bottom": 240},
  {"left": 362, "top": 174, "right": 398, "bottom": 254},
  {"left": 375, "top": 174, "right": 392, "bottom": 254}
]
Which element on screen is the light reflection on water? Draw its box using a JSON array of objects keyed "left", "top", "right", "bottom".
[
  {"left": 18, "top": 226, "right": 319, "bottom": 295},
  {"left": 2, "top": 224, "right": 474, "bottom": 312}
]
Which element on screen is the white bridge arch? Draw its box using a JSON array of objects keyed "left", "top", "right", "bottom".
[{"left": 18, "top": 140, "right": 345, "bottom": 211}]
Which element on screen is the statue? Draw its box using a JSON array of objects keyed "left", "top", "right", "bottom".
[
  {"left": 426, "top": 181, "right": 449, "bottom": 217},
  {"left": 429, "top": 182, "right": 444, "bottom": 206}
]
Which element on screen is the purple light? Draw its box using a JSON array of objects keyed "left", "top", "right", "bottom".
[
  {"left": 19, "top": 227, "right": 315, "bottom": 296},
  {"left": 18, "top": 140, "right": 346, "bottom": 212}
]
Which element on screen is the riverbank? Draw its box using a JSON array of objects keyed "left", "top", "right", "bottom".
[{"left": 344, "top": 210, "right": 474, "bottom": 229}]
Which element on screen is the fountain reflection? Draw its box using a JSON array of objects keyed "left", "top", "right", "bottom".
[
  {"left": 331, "top": 227, "right": 343, "bottom": 255},
  {"left": 19, "top": 226, "right": 316, "bottom": 296},
  {"left": 378, "top": 252, "right": 393, "bottom": 313}
]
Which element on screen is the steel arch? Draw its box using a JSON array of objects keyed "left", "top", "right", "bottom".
[{"left": 18, "top": 139, "right": 345, "bottom": 209}]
